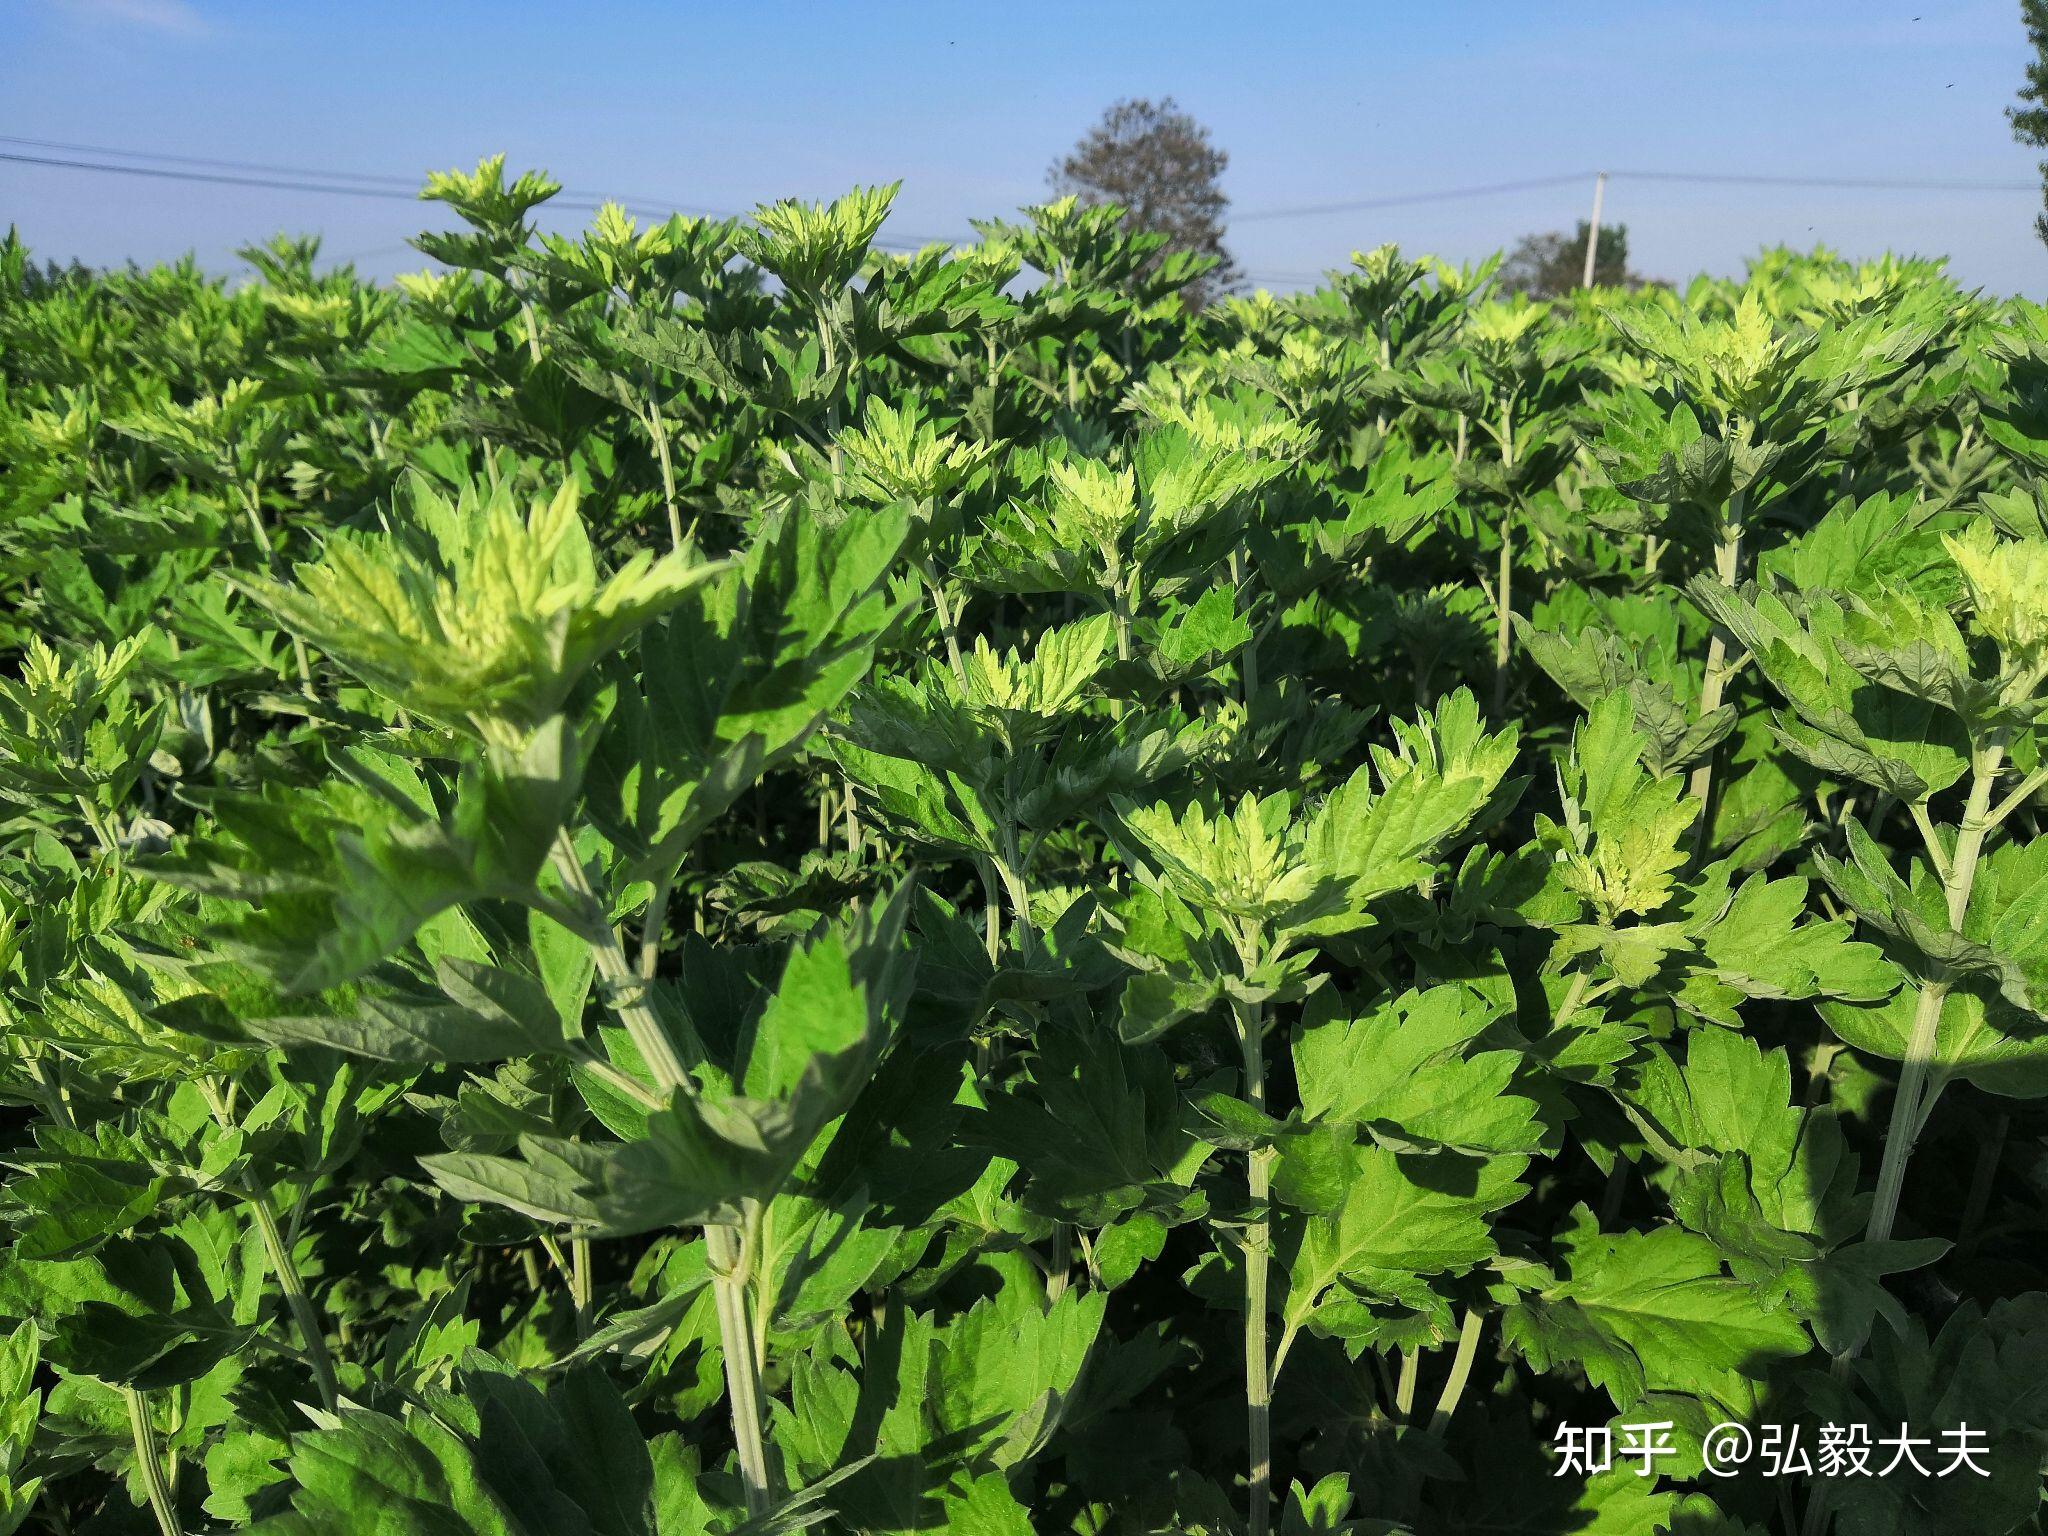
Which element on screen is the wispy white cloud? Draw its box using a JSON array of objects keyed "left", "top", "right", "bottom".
[{"left": 47, "top": 0, "right": 208, "bottom": 36}]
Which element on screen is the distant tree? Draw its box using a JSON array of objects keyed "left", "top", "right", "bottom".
[
  {"left": 1050, "top": 96, "right": 1241, "bottom": 308},
  {"left": 2009, "top": 0, "right": 2048, "bottom": 248},
  {"left": 1498, "top": 221, "right": 1634, "bottom": 298},
  {"left": 1, "top": 229, "right": 93, "bottom": 300}
]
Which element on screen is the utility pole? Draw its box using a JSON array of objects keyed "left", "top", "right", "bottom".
[{"left": 1580, "top": 170, "right": 1608, "bottom": 289}]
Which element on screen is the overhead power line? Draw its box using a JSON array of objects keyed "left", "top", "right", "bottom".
[
  {"left": 0, "top": 146, "right": 737, "bottom": 222},
  {"left": 1235, "top": 173, "right": 1595, "bottom": 222},
  {"left": 1, "top": 150, "right": 424, "bottom": 202},
  {"left": 1234, "top": 166, "right": 2040, "bottom": 222},
  {"left": 0, "top": 141, "right": 967, "bottom": 252},
  {"left": 0, "top": 133, "right": 424, "bottom": 188},
  {"left": 1609, "top": 167, "right": 2037, "bottom": 193},
  {"left": 9, "top": 135, "right": 2039, "bottom": 280}
]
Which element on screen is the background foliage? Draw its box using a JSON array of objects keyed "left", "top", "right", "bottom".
[{"left": 3, "top": 160, "right": 2048, "bottom": 1535}]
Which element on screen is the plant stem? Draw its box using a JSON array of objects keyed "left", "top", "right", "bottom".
[
  {"left": 1393, "top": 1348, "right": 1420, "bottom": 1419},
  {"left": 548, "top": 834, "right": 699, "bottom": 1088},
  {"left": 1109, "top": 572, "right": 1135, "bottom": 664},
  {"left": 1427, "top": 1309, "right": 1485, "bottom": 1436},
  {"left": 1554, "top": 967, "right": 1590, "bottom": 1026},
  {"left": 1909, "top": 800, "right": 1952, "bottom": 883},
  {"left": 1491, "top": 516, "right": 1513, "bottom": 716},
  {"left": 1862, "top": 740, "right": 2004, "bottom": 1249},
  {"left": 1234, "top": 929, "right": 1274, "bottom": 1536},
  {"left": 547, "top": 832, "right": 771, "bottom": 1515},
  {"left": 538, "top": 1231, "right": 572, "bottom": 1283},
  {"left": 1045, "top": 1227, "right": 1072, "bottom": 1303},
  {"left": 644, "top": 394, "right": 682, "bottom": 551},
  {"left": 992, "top": 844, "right": 1038, "bottom": 960},
  {"left": 1809, "top": 747, "right": 2011, "bottom": 1536},
  {"left": 123, "top": 1388, "right": 182, "bottom": 1536},
  {"left": 980, "top": 857, "right": 1003, "bottom": 966},
  {"left": 1987, "top": 765, "right": 2048, "bottom": 830},
  {"left": 247, "top": 1188, "right": 341, "bottom": 1413},
  {"left": 918, "top": 558, "right": 969, "bottom": 685},
  {"left": 35, "top": 1056, "right": 75, "bottom": 1132},
  {"left": 570, "top": 1237, "right": 593, "bottom": 1338},
  {"left": 818, "top": 316, "right": 845, "bottom": 490},
  {"left": 1490, "top": 398, "right": 1517, "bottom": 717},
  {"left": 973, "top": 856, "right": 1005, "bottom": 1078},
  {"left": 1685, "top": 494, "right": 1748, "bottom": 825},
  {"left": 706, "top": 1219, "right": 772, "bottom": 1517},
  {"left": 196, "top": 1079, "right": 340, "bottom": 1413},
  {"left": 639, "top": 867, "right": 674, "bottom": 982}
]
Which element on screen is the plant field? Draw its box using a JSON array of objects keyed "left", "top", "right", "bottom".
[{"left": 5, "top": 161, "right": 2048, "bottom": 1535}]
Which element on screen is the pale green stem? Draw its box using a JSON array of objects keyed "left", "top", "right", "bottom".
[
  {"left": 548, "top": 834, "right": 697, "bottom": 1089},
  {"left": 1426, "top": 1309, "right": 1486, "bottom": 1436},
  {"left": 1554, "top": 967, "right": 1590, "bottom": 1026},
  {"left": 197, "top": 1079, "right": 339, "bottom": 1412},
  {"left": 1808, "top": 748, "right": 2010, "bottom": 1536},
  {"left": 248, "top": 1190, "right": 341, "bottom": 1412},
  {"left": 124, "top": 1388, "right": 182, "bottom": 1536},
  {"left": 1684, "top": 494, "right": 1748, "bottom": 822},
  {"left": 639, "top": 866, "right": 675, "bottom": 982},
  {"left": 973, "top": 858, "right": 1004, "bottom": 1079},
  {"left": 546, "top": 832, "right": 771, "bottom": 1515},
  {"left": 1491, "top": 517, "right": 1513, "bottom": 716},
  {"left": 1987, "top": 766, "right": 2048, "bottom": 830},
  {"left": 644, "top": 394, "right": 682, "bottom": 552},
  {"left": 570, "top": 1237, "right": 593, "bottom": 1339},
  {"left": 520, "top": 299, "right": 542, "bottom": 364},
  {"left": 981, "top": 859, "right": 1003, "bottom": 966},
  {"left": 1235, "top": 927, "right": 1274, "bottom": 1536},
  {"left": 1490, "top": 398, "right": 1517, "bottom": 716},
  {"left": 992, "top": 844, "right": 1038, "bottom": 961},
  {"left": 1909, "top": 801, "right": 1952, "bottom": 884},
  {"left": 1105, "top": 556, "right": 1136, "bottom": 665},
  {"left": 75, "top": 795, "right": 121, "bottom": 863},
  {"left": 918, "top": 557, "right": 969, "bottom": 685},
  {"left": 707, "top": 1220, "right": 772, "bottom": 1516},
  {"left": 1393, "top": 1348, "right": 1420, "bottom": 1419},
  {"left": 1863, "top": 740, "right": 2004, "bottom": 1249},
  {"left": 1045, "top": 1228, "right": 1072, "bottom": 1304},
  {"left": 818, "top": 314, "right": 844, "bottom": 489},
  {"left": 537, "top": 1232, "right": 570, "bottom": 1285},
  {"left": 35, "top": 1057, "right": 74, "bottom": 1132}
]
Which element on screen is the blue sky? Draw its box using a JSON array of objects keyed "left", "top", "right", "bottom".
[{"left": 5, "top": 0, "right": 2046, "bottom": 295}]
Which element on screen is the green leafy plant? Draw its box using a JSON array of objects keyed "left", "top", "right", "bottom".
[{"left": 4, "top": 170, "right": 2048, "bottom": 1536}]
